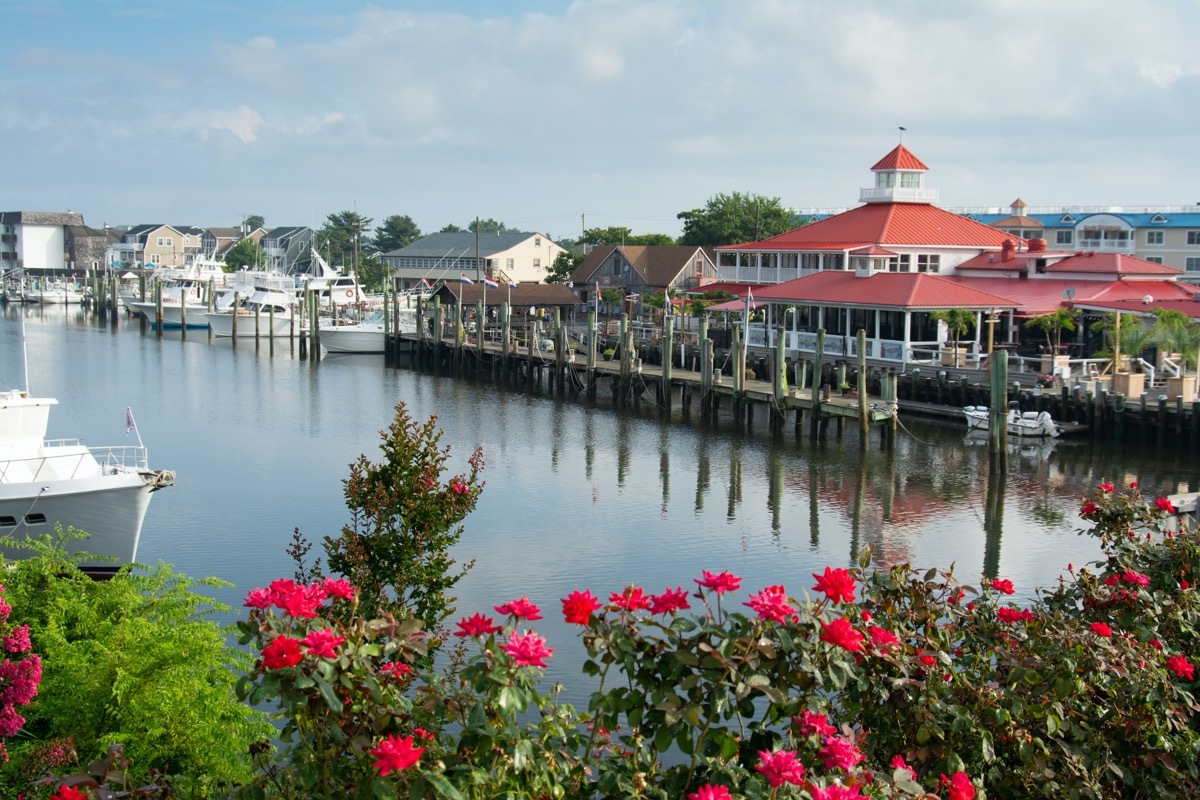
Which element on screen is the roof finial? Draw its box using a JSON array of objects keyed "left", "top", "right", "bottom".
[{"left": 898, "top": 126, "right": 907, "bottom": 143}]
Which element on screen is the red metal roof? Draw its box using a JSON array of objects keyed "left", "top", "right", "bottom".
[
  {"left": 870, "top": 144, "right": 929, "bottom": 172},
  {"left": 849, "top": 245, "right": 898, "bottom": 256},
  {"left": 1074, "top": 297, "right": 1200, "bottom": 321},
  {"left": 942, "top": 277, "right": 1196, "bottom": 316},
  {"left": 750, "top": 271, "right": 1019, "bottom": 309},
  {"left": 720, "top": 203, "right": 1019, "bottom": 251},
  {"left": 957, "top": 250, "right": 1183, "bottom": 277}
]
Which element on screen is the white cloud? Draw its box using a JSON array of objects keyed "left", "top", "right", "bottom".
[{"left": 207, "top": 106, "right": 265, "bottom": 143}]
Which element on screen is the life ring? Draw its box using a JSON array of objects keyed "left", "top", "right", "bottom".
[{"left": 345, "top": 289, "right": 354, "bottom": 298}]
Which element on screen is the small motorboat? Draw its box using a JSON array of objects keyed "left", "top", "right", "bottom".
[{"left": 963, "top": 405, "right": 1060, "bottom": 438}]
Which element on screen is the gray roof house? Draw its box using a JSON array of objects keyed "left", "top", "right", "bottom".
[{"left": 383, "top": 231, "right": 565, "bottom": 290}]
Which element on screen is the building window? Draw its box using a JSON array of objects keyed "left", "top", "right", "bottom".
[
  {"left": 875, "top": 172, "right": 896, "bottom": 188},
  {"left": 1187, "top": 257, "right": 1200, "bottom": 272},
  {"left": 533, "top": 258, "right": 541, "bottom": 269},
  {"left": 917, "top": 254, "right": 940, "bottom": 273},
  {"left": 535, "top": 237, "right": 541, "bottom": 247},
  {"left": 157, "top": 237, "right": 164, "bottom": 246},
  {"left": 1188, "top": 231, "right": 1200, "bottom": 246},
  {"left": 506, "top": 258, "right": 514, "bottom": 270},
  {"left": 899, "top": 172, "right": 921, "bottom": 189},
  {"left": 1146, "top": 231, "right": 1165, "bottom": 245},
  {"left": 887, "top": 255, "right": 911, "bottom": 272},
  {"left": 1056, "top": 230, "right": 1074, "bottom": 246},
  {"left": 166, "top": 237, "right": 173, "bottom": 246},
  {"left": 1145, "top": 256, "right": 1164, "bottom": 264}
]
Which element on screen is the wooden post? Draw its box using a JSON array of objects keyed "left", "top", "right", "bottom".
[
  {"left": 812, "top": 329, "right": 825, "bottom": 436},
  {"left": 154, "top": 280, "right": 163, "bottom": 337},
  {"left": 231, "top": 292, "right": 240, "bottom": 339},
  {"left": 619, "top": 313, "right": 630, "bottom": 382},
  {"left": 989, "top": 349, "right": 1008, "bottom": 472},
  {"left": 662, "top": 315, "right": 674, "bottom": 411},
  {"left": 857, "top": 329, "right": 869, "bottom": 441},
  {"left": 475, "top": 300, "right": 485, "bottom": 361},
  {"left": 773, "top": 324, "right": 787, "bottom": 405}
]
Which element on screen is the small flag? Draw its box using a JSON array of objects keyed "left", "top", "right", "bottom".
[
  {"left": 483, "top": 276, "right": 499, "bottom": 289},
  {"left": 125, "top": 408, "right": 136, "bottom": 436},
  {"left": 508, "top": 279, "right": 518, "bottom": 289},
  {"left": 420, "top": 277, "right": 431, "bottom": 289},
  {"left": 460, "top": 274, "right": 474, "bottom": 284}
]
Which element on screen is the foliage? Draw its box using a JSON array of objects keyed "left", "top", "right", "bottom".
[
  {"left": 677, "top": 191, "right": 798, "bottom": 246},
  {"left": 441, "top": 218, "right": 524, "bottom": 235},
  {"left": 599, "top": 288, "right": 625, "bottom": 321},
  {"left": 35, "top": 743, "right": 172, "bottom": 799},
  {"left": 355, "top": 252, "right": 387, "bottom": 293},
  {"left": 372, "top": 215, "right": 422, "bottom": 254},
  {"left": 1148, "top": 308, "right": 1200, "bottom": 368},
  {"left": 243, "top": 214, "right": 265, "bottom": 232},
  {"left": 317, "top": 211, "right": 374, "bottom": 272},
  {"left": 0, "top": 535, "right": 272, "bottom": 797},
  {"left": 546, "top": 250, "right": 585, "bottom": 284},
  {"left": 1023, "top": 308, "right": 1080, "bottom": 354},
  {"left": 579, "top": 226, "right": 676, "bottom": 246},
  {"left": 222, "top": 238, "right": 268, "bottom": 272},
  {"left": 0, "top": 578, "right": 41, "bottom": 766},
  {"left": 323, "top": 403, "right": 484, "bottom": 633},
  {"left": 686, "top": 290, "right": 735, "bottom": 318},
  {"left": 1090, "top": 312, "right": 1153, "bottom": 365}
]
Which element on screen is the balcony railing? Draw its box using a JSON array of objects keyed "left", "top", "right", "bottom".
[
  {"left": 858, "top": 187, "right": 939, "bottom": 204},
  {"left": 1075, "top": 238, "right": 1135, "bottom": 252}
]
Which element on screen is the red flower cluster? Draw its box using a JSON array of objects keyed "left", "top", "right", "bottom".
[
  {"left": 941, "top": 771, "right": 977, "bottom": 800},
  {"left": 695, "top": 570, "right": 741, "bottom": 595},
  {"left": 745, "top": 584, "right": 794, "bottom": 622},
  {"left": 500, "top": 630, "right": 553, "bottom": 668},
  {"left": 867, "top": 626, "right": 900, "bottom": 653},
  {"left": 997, "top": 606, "right": 1034, "bottom": 624},
  {"left": 687, "top": 784, "right": 733, "bottom": 800},
  {"left": 261, "top": 636, "right": 303, "bottom": 670},
  {"left": 820, "top": 734, "right": 864, "bottom": 771},
  {"left": 1089, "top": 622, "right": 1114, "bottom": 638},
  {"left": 649, "top": 586, "right": 690, "bottom": 616},
  {"left": 243, "top": 577, "right": 355, "bottom": 619},
  {"left": 819, "top": 617, "right": 864, "bottom": 653},
  {"left": 755, "top": 749, "right": 806, "bottom": 788},
  {"left": 494, "top": 596, "right": 542, "bottom": 620},
  {"left": 48, "top": 787, "right": 88, "bottom": 800},
  {"left": 1166, "top": 654, "right": 1195, "bottom": 681},
  {"left": 1156, "top": 496, "right": 1177, "bottom": 514},
  {"left": 990, "top": 578, "right": 1015, "bottom": 595},
  {"left": 453, "top": 612, "right": 502, "bottom": 638},
  {"left": 812, "top": 567, "right": 857, "bottom": 604},
  {"left": 561, "top": 590, "right": 602, "bottom": 625},
  {"left": 610, "top": 586, "right": 651, "bottom": 612},
  {"left": 793, "top": 709, "right": 836, "bottom": 738},
  {"left": 370, "top": 733, "right": 424, "bottom": 776}
]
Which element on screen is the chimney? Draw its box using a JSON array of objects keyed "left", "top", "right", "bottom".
[{"left": 1001, "top": 239, "right": 1015, "bottom": 262}]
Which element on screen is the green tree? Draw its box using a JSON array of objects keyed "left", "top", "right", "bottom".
[
  {"left": 579, "top": 227, "right": 676, "bottom": 246},
  {"left": 318, "top": 211, "right": 373, "bottom": 275},
  {"left": 1148, "top": 307, "right": 1200, "bottom": 368},
  {"left": 356, "top": 252, "right": 387, "bottom": 293},
  {"left": 677, "top": 191, "right": 797, "bottom": 246},
  {"left": 600, "top": 288, "right": 624, "bottom": 323},
  {"left": 324, "top": 403, "right": 484, "bottom": 633},
  {"left": 222, "top": 237, "right": 267, "bottom": 272},
  {"left": 0, "top": 540, "right": 272, "bottom": 795},
  {"left": 439, "top": 223, "right": 467, "bottom": 233},
  {"left": 243, "top": 214, "right": 265, "bottom": 232},
  {"left": 444, "top": 219, "right": 524, "bottom": 235},
  {"left": 546, "top": 250, "right": 584, "bottom": 284},
  {"left": 374, "top": 214, "right": 422, "bottom": 254}
]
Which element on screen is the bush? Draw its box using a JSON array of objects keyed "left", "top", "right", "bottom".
[{"left": 0, "top": 536, "right": 273, "bottom": 798}]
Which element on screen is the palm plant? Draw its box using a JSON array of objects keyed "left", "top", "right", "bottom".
[
  {"left": 1024, "top": 308, "right": 1080, "bottom": 357},
  {"left": 931, "top": 307, "right": 975, "bottom": 366}
]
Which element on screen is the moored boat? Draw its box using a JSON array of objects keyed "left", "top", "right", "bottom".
[
  {"left": 963, "top": 405, "right": 1060, "bottom": 438},
  {"left": 0, "top": 391, "right": 174, "bottom": 575}
]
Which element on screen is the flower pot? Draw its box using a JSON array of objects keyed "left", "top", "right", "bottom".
[
  {"left": 1167, "top": 375, "right": 1197, "bottom": 403},
  {"left": 1112, "top": 371, "right": 1144, "bottom": 397},
  {"left": 941, "top": 345, "right": 966, "bottom": 368}
]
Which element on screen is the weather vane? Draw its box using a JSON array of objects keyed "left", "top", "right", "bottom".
[{"left": 899, "top": 126, "right": 907, "bottom": 143}]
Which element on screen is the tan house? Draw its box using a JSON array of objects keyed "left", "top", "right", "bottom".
[
  {"left": 383, "top": 232, "right": 565, "bottom": 290},
  {"left": 107, "top": 224, "right": 206, "bottom": 268}
]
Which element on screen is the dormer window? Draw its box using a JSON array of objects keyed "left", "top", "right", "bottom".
[
  {"left": 1059, "top": 214, "right": 1076, "bottom": 224},
  {"left": 1151, "top": 214, "right": 1168, "bottom": 224}
]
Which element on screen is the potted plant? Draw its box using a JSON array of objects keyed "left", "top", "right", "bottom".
[
  {"left": 1091, "top": 311, "right": 1151, "bottom": 396},
  {"left": 931, "top": 307, "right": 974, "bottom": 368},
  {"left": 1148, "top": 308, "right": 1200, "bottom": 401},
  {"left": 1024, "top": 308, "right": 1079, "bottom": 377}
]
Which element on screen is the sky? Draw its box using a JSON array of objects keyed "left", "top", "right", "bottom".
[{"left": 3, "top": 0, "right": 1199, "bottom": 241}]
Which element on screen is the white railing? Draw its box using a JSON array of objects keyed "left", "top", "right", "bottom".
[
  {"left": 858, "top": 187, "right": 939, "bottom": 204},
  {"left": 1075, "top": 239, "right": 1135, "bottom": 252}
]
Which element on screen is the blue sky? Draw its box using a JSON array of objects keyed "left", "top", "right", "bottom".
[{"left": 3, "top": 0, "right": 1199, "bottom": 240}]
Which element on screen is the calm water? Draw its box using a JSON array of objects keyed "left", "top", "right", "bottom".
[{"left": 4, "top": 304, "right": 1199, "bottom": 698}]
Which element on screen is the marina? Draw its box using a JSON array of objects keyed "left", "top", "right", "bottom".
[{"left": 3, "top": 302, "right": 1200, "bottom": 700}]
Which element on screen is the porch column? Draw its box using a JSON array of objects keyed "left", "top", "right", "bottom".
[{"left": 902, "top": 310, "right": 913, "bottom": 369}]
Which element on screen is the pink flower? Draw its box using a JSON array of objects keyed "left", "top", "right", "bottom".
[
  {"left": 811, "top": 787, "right": 866, "bottom": 800},
  {"left": 1182, "top": 579, "right": 1191, "bottom": 591},
  {"left": 3, "top": 624, "right": 31, "bottom": 654},
  {"left": 944, "top": 771, "right": 976, "bottom": 800},
  {"left": 820, "top": 734, "right": 864, "bottom": 772},
  {"left": 1098, "top": 482, "right": 1115, "bottom": 493},
  {"left": 867, "top": 626, "right": 900, "bottom": 653},
  {"left": 891, "top": 754, "right": 917, "bottom": 779},
  {"left": 997, "top": 606, "right": 1034, "bottom": 624},
  {"left": 756, "top": 749, "right": 806, "bottom": 788},
  {"left": 322, "top": 577, "right": 356, "bottom": 600},
  {"left": 1090, "top": 622, "right": 1113, "bottom": 638},
  {"left": 561, "top": 590, "right": 602, "bottom": 625},
  {"left": 301, "top": 628, "right": 346, "bottom": 659},
  {"left": 649, "top": 587, "right": 691, "bottom": 616},
  {"left": 277, "top": 583, "right": 326, "bottom": 619},
  {"left": 1130, "top": 481, "right": 1138, "bottom": 489},
  {"left": 609, "top": 586, "right": 652, "bottom": 612},
  {"left": 1156, "top": 496, "right": 1177, "bottom": 514},
  {"left": 990, "top": 578, "right": 1015, "bottom": 595},
  {"left": 450, "top": 480, "right": 468, "bottom": 495},
  {"left": 1080, "top": 501, "right": 1098, "bottom": 516},
  {"left": 494, "top": 596, "right": 542, "bottom": 620},
  {"left": 500, "top": 630, "right": 554, "bottom": 668},
  {"left": 261, "top": 636, "right": 303, "bottom": 670},
  {"left": 1150, "top": 638, "right": 1163, "bottom": 651},
  {"left": 1166, "top": 654, "right": 1195, "bottom": 681},
  {"left": 370, "top": 734, "right": 424, "bottom": 776},
  {"left": 695, "top": 570, "right": 741, "bottom": 594},
  {"left": 49, "top": 788, "right": 89, "bottom": 800},
  {"left": 918, "top": 653, "right": 936, "bottom": 668},
  {"left": 243, "top": 587, "right": 274, "bottom": 609},
  {"left": 687, "top": 784, "right": 733, "bottom": 800},
  {"left": 812, "top": 566, "right": 857, "bottom": 604},
  {"left": 454, "top": 612, "right": 502, "bottom": 638},
  {"left": 793, "top": 709, "right": 836, "bottom": 738},
  {"left": 819, "top": 617, "right": 864, "bottom": 653},
  {"left": 745, "top": 584, "right": 794, "bottom": 622}
]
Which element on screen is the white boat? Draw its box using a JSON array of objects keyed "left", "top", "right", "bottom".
[
  {"left": 319, "top": 308, "right": 418, "bottom": 354},
  {"left": 30, "top": 283, "right": 88, "bottom": 305},
  {"left": 204, "top": 289, "right": 297, "bottom": 338},
  {"left": 0, "top": 390, "right": 174, "bottom": 575},
  {"left": 963, "top": 406, "right": 1060, "bottom": 438}
]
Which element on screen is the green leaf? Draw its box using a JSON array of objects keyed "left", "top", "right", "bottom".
[
  {"left": 312, "top": 674, "right": 342, "bottom": 713},
  {"left": 674, "top": 649, "right": 700, "bottom": 667},
  {"left": 422, "top": 772, "right": 468, "bottom": 800}
]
